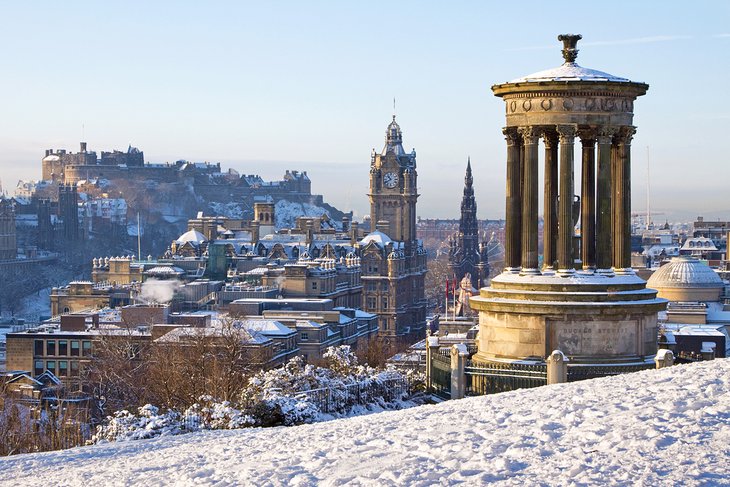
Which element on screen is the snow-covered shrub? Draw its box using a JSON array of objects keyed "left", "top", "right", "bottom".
[
  {"left": 182, "top": 396, "right": 255, "bottom": 430},
  {"left": 94, "top": 346, "right": 421, "bottom": 442},
  {"left": 323, "top": 345, "right": 360, "bottom": 377},
  {"left": 93, "top": 404, "right": 183, "bottom": 443}
]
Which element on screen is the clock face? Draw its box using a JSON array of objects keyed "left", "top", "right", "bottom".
[{"left": 384, "top": 172, "right": 399, "bottom": 188}]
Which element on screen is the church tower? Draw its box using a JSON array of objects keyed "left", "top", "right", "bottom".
[
  {"left": 368, "top": 116, "right": 418, "bottom": 243},
  {"left": 448, "top": 159, "right": 490, "bottom": 289}
]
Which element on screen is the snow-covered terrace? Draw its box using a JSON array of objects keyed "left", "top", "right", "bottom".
[{"left": 2, "top": 360, "right": 728, "bottom": 485}]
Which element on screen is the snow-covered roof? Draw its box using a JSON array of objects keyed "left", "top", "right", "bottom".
[
  {"left": 236, "top": 319, "right": 294, "bottom": 336},
  {"left": 175, "top": 229, "right": 207, "bottom": 246},
  {"left": 647, "top": 257, "right": 724, "bottom": 289},
  {"left": 359, "top": 230, "right": 392, "bottom": 247},
  {"left": 510, "top": 62, "right": 630, "bottom": 83},
  {"left": 681, "top": 237, "right": 718, "bottom": 251},
  {"left": 145, "top": 266, "right": 185, "bottom": 276}
]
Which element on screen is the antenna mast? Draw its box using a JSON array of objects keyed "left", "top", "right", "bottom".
[{"left": 646, "top": 146, "right": 651, "bottom": 230}]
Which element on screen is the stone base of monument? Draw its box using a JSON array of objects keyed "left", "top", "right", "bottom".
[{"left": 469, "top": 270, "right": 668, "bottom": 368}]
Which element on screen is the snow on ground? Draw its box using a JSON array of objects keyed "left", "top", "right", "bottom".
[
  {"left": 2, "top": 360, "right": 729, "bottom": 486},
  {"left": 12, "top": 286, "right": 51, "bottom": 321}
]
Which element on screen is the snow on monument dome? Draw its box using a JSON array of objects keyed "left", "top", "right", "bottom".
[
  {"left": 508, "top": 34, "right": 634, "bottom": 84},
  {"left": 647, "top": 256, "right": 724, "bottom": 289}
]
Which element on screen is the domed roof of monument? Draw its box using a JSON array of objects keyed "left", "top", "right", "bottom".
[
  {"left": 647, "top": 257, "right": 724, "bottom": 290},
  {"left": 506, "top": 34, "right": 634, "bottom": 84}
]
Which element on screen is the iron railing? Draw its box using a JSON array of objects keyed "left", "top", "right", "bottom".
[
  {"left": 293, "top": 378, "right": 411, "bottom": 414},
  {"left": 567, "top": 362, "right": 654, "bottom": 382},
  {"left": 465, "top": 360, "right": 547, "bottom": 396},
  {"left": 431, "top": 353, "right": 452, "bottom": 399}
]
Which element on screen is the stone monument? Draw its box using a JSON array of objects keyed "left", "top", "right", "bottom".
[{"left": 471, "top": 34, "right": 667, "bottom": 367}]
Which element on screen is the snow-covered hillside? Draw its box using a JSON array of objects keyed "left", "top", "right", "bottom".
[{"left": 2, "top": 360, "right": 729, "bottom": 486}]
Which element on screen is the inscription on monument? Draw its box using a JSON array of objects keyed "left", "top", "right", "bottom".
[{"left": 552, "top": 320, "right": 637, "bottom": 356}]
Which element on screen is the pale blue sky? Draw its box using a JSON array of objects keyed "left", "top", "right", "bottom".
[{"left": 1, "top": 1, "right": 728, "bottom": 221}]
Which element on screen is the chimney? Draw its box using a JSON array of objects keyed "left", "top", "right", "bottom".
[
  {"left": 306, "top": 220, "right": 314, "bottom": 245},
  {"left": 80, "top": 142, "right": 87, "bottom": 153},
  {"left": 351, "top": 221, "right": 359, "bottom": 246}
]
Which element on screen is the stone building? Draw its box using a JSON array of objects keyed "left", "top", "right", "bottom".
[
  {"left": 447, "top": 159, "right": 490, "bottom": 290},
  {"left": 361, "top": 117, "right": 428, "bottom": 339},
  {"left": 471, "top": 34, "right": 666, "bottom": 367},
  {"left": 58, "top": 183, "right": 80, "bottom": 242},
  {"left": 647, "top": 256, "right": 729, "bottom": 359},
  {"left": 0, "top": 198, "right": 17, "bottom": 261}
]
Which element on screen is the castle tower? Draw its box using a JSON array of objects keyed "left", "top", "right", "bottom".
[
  {"left": 0, "top": 198, "right": 17, "bottom": 261},
  {"left": 59, "top": 183, "right": 80, "bottom": 242},
  {"left": 448, "top": 158, "right": 489, "bottom": 289},
  {"left": 37, "top": 198, "right": 53, "bottom": 250},
  {"left": 471, "top": 35, "right": 666, "bottom": 369}
]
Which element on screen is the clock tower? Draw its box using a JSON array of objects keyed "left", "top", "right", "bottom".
[
  {"left": 368, "top": 116, "right": 418, "bottom": 242},
  {"left": 360, "top": 115, "right": 427, "bottom": 341}
]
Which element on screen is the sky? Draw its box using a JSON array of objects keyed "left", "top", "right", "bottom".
[{"left": 0, "top": 1, "right": 728, "bottom": 222}]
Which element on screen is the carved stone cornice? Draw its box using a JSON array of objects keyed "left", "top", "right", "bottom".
[
  {"left": 614, "top": 126, "right": 637, "bottom": 146},
  {"left": 541, "top": 128, "right": 559, "bottom": 149},
  {"left": 518, "top": 126, "right": 540, "bottom": 145},
  {"left": 556, "top": 124, "right": 577, "bottom": 144},
  {"left": 578, "top": 128, "right": 597, "bottom": 145},
  {"left": 597, "top": 126, "right": 619, "bottom": 145},
  {"left": 502, "top": 127, "right": 520, "bottom": 146}
]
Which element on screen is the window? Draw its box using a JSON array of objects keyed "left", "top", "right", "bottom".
[
  {"left": 70, "top": 341, "right": 80, "bottom": 357},
  {"left": 34, "top": 360, "right": 44, "bottom": 376},
  {"left": 367, "top": 297, "right": 376, "bottom": 309},
  {"left": 34, "top": 340, "right": 43, "bottom": 356},
  {"left": 82, "top": 341, "right": 92, "bottom": 357},
  {"left": 58, "top": 361, "right": 68, "bottom": 377},
  {"left": 367, "top": 281, "right": 376, "bottom": 292},
  {"left": 46, "top": 340, "right": 56, "bottom": 356},
  {"left": 46, "top": 361, "right": 56, "bottom": 374},
  {"left": 382, "top": 281, "right": 389, "bottom": 291},
  {"left": 70, "top": 361, "right": 79, "bottom": 377},
  {"left": 312, "top": 282, "right": 318, "bottom": 290},
  {"left": 300, "top": 332, "right": 309, "bottom": 341},
  {"left": 58, "top": 340, "right": 68, "bottom": 356},
  {"left": 382, "top": 298, "right": 388, "bottom": 309}
]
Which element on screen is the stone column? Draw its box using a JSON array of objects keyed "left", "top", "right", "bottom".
[
  {"left": 654, "top": 349, "right": 674, "bottom": 369},
  {"left": 450, "top": 343, "right": 468, "bottom": 399},
  {"left": 612, "top": 126, "right": 635, "bottom": 272},
  {"left": 580, "top": 131, "right": 596, "bottom": 271},
  {"left": 546, "top": 349, "right": 569, "bottom": 384},
  {"left": 557, "top": 125, "right": 577, "bottom": 274},
  {"left": 519, "top": 127, "right": 540, "bottom": 273},
  {"left": 425, "top": 335, "right": 440, "bottom": 392},
  {"left": 503, "top": 127, "right": 522, "bottom": 272},
  {"left": 595, "top": 128, "right": 615, "bottom": 273},
  {"left": 543, "top": 130, "right": 559, "bottom": 270}
]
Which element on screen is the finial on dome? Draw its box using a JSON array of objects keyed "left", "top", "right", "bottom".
[{"left": 557, "top": 33, "right": 582, "bottom": 64}]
